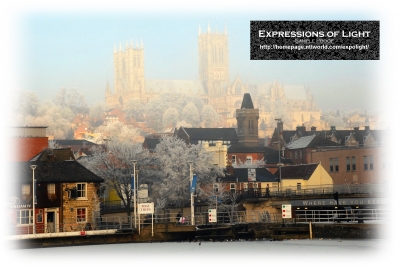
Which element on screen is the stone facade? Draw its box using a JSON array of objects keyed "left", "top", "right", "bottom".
[
  {"left": 62, "top": 182, "right": 101, "bottom": 231},
  {"left": 105, "top": 25, "right": 322, "bottom": 137}
]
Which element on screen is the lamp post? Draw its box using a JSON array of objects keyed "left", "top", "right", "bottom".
[
  {"left": 189, "top": 162, "right": 194, "bottom": 225},
  {"left": 275, "top": 118, "right": 282, "bottom": 192},
  {"left": 30, "top": 165, "right": 37, "bottom": 234},
  {"left": 131, "top": 160, "right": 137, "bottom": 228}
]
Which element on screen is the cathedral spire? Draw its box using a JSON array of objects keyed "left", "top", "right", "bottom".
[
  {"left": 207, "top": 22, "right": 210, "bottom": 33},
  {"left": 119, "top": 42, "right": 122, "bottom": 52},
  {"left": 198, "top": 24, "right": 201, "bottom": 36},
  {"left": 130, "top": 39, "right": 133, "bottom": 48},
  {"left": 224, "top": 23, "right": 227, "bottom": 34}
]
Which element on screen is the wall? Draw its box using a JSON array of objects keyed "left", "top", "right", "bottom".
[{"left": 62, "top": 182, "right": 100, "bottom": 231}]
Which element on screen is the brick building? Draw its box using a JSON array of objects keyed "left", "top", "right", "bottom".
[{"left": 8, "top": 148, "right": 104, "bottom": 235}]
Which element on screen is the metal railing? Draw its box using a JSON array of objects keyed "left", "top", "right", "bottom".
[
  {"left": 294, "top": 208, "right": 388, "bottom": 223},
  {"left": 8, "top": 208, "right": 387, "bottom": 236}
]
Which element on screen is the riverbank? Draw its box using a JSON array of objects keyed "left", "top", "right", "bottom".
[{"left": 8, "top": 221, "right": 386, "bottom": 249}]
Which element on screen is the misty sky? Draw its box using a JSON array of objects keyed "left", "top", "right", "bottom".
[{"left": 6, "top": 1, "right": 395, "bottom": 112}]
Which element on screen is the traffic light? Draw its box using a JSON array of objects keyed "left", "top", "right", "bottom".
[{"left": 333, "top": 192, "right": 339, "bottom": 205}]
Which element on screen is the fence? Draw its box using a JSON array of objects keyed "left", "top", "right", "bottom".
[{"left": 8, "top": 208, "right": 387, "bottom": 236}]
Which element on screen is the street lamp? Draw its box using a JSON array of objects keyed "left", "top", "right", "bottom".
[
  {"left": 131, "top": 160, "right": 137, "bottom": 228},
  {"left": 30, "top": 165, "right": 37, "bottom": 234},
  {"left": 189, "top": 162, "right": 194, "bottom": 225},
  {"left": 275, "top": 118, "right": 282, "bottom": 192}
]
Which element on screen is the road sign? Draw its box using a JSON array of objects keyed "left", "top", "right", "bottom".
[
  {"left": 208, "top": 209, "right": 217, "bottom": 222},
  {"left": 282, "top": 204, "right": 292, "bottom": 219},
  {"left": 138, "top": 202, "right": 154, "bottom": 214}
]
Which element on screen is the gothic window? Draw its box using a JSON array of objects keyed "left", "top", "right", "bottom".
[{"left": 249, "top": 118, "right": 254, "bottom": 131}]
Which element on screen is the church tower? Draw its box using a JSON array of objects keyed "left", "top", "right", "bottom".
[
  {"left": 198, "top": 23, "right": 229, "bottom": 101},
  {"left": 106, "top": 39, "right": 145, "bottom": 108},
  {"left": 236, "top": 93, "right": 259, "bottom": 147}
]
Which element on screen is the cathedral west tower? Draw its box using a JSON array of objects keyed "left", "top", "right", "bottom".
[{"left": 106, "top": 40, "right": 145, "bottom": 108}]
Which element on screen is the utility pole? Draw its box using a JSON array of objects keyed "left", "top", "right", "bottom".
[{"left": 275, "top": 118, "right": 282, "bottom": 192}]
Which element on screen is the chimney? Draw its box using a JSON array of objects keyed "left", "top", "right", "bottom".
[
  {"left": 354, "top": 126, "right": 359, "bottom": 132},
  {"left": 226, "top": 165, "right": 234, "bottom": 175},
  {"left": 311, "top": 126, "right": 317, "bottom": 132},
  {"left": 296, "top": 125, "right": 306, "bottom": 133},
  {"left": 330, "top": 126, "right": 336, "bottom": 132},
  {"left": 365, "top": 126, "right": 370, "bottom": 131}
]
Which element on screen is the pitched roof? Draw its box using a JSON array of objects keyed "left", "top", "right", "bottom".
[
  {"left": 180, "top": 127, "right": 238, "bottom": 141},
  {"left": 11, "top": 161, "right": 104, "bottom": 184},
  {"left": 285, "top": 134, "right": 340, "bottom": 149},
  {"left": 221, "top": 168, "right": 278, "bottom": 183},
  {"left": 275, "top": 163, "right": 319, "bottom": 179},
  {"left": 228, "top": 144, "right": 266, "bottom": 153},
  {"left": 274, "top": 126, "right": 383, "bottom": 147},
  {"left": 54, "top": 140, "right": 97, "bottom": 147},
  {"left": 240, "top": 93, "right": 254, "bottom": 109},
  {"left": 30, "top": 148, "right": 76, "bottom": 161},
  {"left": 143, "top": 133, "right": 173, "bottom": 150}
]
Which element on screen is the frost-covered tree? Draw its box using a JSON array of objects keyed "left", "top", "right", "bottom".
[
  {"left": 54, "top": 88, "right": 89, "bottom": 114},
  {"left": 162, "top": 107, "right": 180, "bottom": 129},
  {"left": 79, "top": 139, "right": 152, "bottom": 217},
  {"left": 93, "top": 121, "right": 140, "bottom": 143},
  {"left": 89, "top": 102, "right": 106, "bottom": 123},
  {"left": 151, "top": 135, "right": 221, "bottom": 212},
  {"left": 124, "top": 99, "right": 146, "bottom": 121},
  {"left": 182, "top": 102, "right": 200, "bottom": 126},
  {"left": 13, "top": 90, "right": 40, "bottom": 119},
  {"left": 201, "top": 105, "right": 220, "bottom": 127},
  {"left": 145, "top": 98, "right": 168, "bottom": 131}
]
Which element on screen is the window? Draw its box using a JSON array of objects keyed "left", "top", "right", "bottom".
[
  {"left": 364, "top": 155, "right": 374, "bottom": 170},
  {"left": 47, "top": 183, "right": 55, "bottom": 194},
  {"left": 369, "top": 155, "right": 374, "bottom": 170},
  {"left": 213, "top": 183, "right": 219, "bottom": 193},
  {"left": 76, "top": 183, "right": 87, "bottom": 199},
  {"left": 243, "top": 183, "right": 248, "bottom": 191},
  {"left": 351, "top": 156, "right": 356, "bottom": 171},
  {"left": 334, "top": 158, "right": 339, "bottom": 172},
  {"left": 230, "top": 183, "right": 236, "bottom": 192},
  {"left": 232, "top": 155, "right": 236, "bottom": 165},
  {"left": 364, "top": 156, "right": 368, "bottom": 170},
  {"left": 329, "top": 158, "right": 339, "bottom": 172},
  {"left": 22, "top": 184, "right": 30, "bottom": 195},
  {"left": 346, "top": 156, "right": 357, "bottom": 171},
  {"left": 297, "top": 183, "right": 301, "bottom": 190},
  {"left": 16, "top": 210, "right": 32, "bottom": 225},
  {"left": 77, "top": 208, "right": 87, "bottom": 222},
  {"left": 246, "top": 156, "right": 252, "bottom": 163},
  {"left": 346, "top": 157, "right": 351, "bottom": 171},
  {"left": 249, "top": 118, "right": 254, "bottom": 131}
]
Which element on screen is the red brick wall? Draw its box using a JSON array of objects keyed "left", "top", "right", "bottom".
[{"left": 10, "top": 137, "right": 48, "bottom": 161}]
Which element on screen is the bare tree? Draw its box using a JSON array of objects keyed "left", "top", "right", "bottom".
[{"left": 199, "top": 179, "right": 239, "bottom": 224}]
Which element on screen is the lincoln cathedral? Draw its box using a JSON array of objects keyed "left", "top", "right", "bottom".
[{"left": 105, "top": 23, "right": 326, "bottom": 137}]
